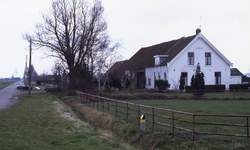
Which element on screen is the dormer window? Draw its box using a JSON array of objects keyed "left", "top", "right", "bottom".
[{"left": 154, "top": 55, "right": 168, "bottom": 66}]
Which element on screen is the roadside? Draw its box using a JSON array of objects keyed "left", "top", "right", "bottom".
[
  {"left": 0, "top": 93, "right": 136, "bottom": 149},
  {"left": 0, "top": 82, "right": 45, "bottom": 111}
]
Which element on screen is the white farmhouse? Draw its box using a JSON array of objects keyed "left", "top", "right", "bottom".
[{"left": 116, "top": 29, "right": 234, "bottom": 90}]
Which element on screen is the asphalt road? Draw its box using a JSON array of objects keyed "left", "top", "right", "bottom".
[{"left": 0, "top": 82, "right": 27, "bottom": 111}]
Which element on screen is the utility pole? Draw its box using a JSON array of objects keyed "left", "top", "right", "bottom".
[
  {"left": 28, "top": 39, "right": 32, "bottom": 96},
  {"left": 24, "top": 55, "right": 27, "bottom": 85},
  {"left": 22, "top": 33, "right": 33, "bottom": 96}
]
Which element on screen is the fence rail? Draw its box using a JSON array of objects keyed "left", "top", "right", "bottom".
[{"left": 76, "top": 91, "right": 250, "bottom": 145}]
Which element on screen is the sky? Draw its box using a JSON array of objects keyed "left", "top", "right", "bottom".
[{"left": 0, "top": 0, "right": 249, "bottom": 78}]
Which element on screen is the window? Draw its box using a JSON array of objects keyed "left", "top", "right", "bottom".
[
  {"left": 164, "top": 72, "right": 167, "bottom": 80},
  {"left": 158, "top": 73, "right": 161, "bottom": 80},
  {"left": 205, "top": 53, "right": 211, "bottom": 65},
  {"left": 188, "top": 52, "right": 194, "bottom": 65},
  {"left": 215, "top": 72, "right": 221, "bottom": 85}
]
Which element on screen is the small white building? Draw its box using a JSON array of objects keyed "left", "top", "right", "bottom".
[
  {"left": 230, "top": 68, "right": 242, "bottom": 84},
  {"left": 117, "top": 29, "right": 234, "bottom": 90}
]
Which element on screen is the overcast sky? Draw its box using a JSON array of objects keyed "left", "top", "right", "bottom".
[{"left": 0, "top": 0, "right": 249, "bottom": 78}]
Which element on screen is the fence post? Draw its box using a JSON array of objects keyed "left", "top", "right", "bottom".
[
  {"left": 80, "top": 93, "right": 83, "bottom": 103},
  {"left": 96, "top": 97, "right": 99, "bottom": 110},
  {"left": 116, "top": 101, "right": 117, "bottom": 117},
  {"left": 127, "top": 103, "right": 129, "bottom": 123},
  {"left": 102, "top": 98, "right": 104, "bottom": 111},
  {"left": 247, "top": 117, "right": 249, "bottom": 144},
  {"left": 193, "top": 114, "right": 196, "bottom": 145},
  {"left": 172, "top": 111, "right": 175, "bottom": 138},
  {"left": 233, "top": 90, "right": 235, "bottom": 99},
  {"left": 108, "top": 100, "right": 110, "bottom": 112},
  {"left": 89, "top": 95, "right": 91, "bottom": 106},
  {"left": 152, "top": 107, "right": 154, "bottom": 131},
  {"left": 138, "top": 105, "right": 140, "bottom": 127}
]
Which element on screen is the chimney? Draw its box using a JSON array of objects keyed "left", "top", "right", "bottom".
[{"left": 196, "top": 28, "right": 201, "bottom": 35}]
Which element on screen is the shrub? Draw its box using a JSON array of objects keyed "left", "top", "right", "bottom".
[
  {"left": 105, "top": 84, "right": 111, "bottom": 92},
  {"left": 155, "top": 80, "right": 170, "bottom": 91}
]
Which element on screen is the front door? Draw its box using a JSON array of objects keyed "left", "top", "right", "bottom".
[
  {"left": 137, "top": 72, "right": 145, "bottom": 89},
  {"left": 181, "top": 72, "right": 188, "bottom": 86}
]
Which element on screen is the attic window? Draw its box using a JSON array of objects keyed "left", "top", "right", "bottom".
[
  {"left": 188, "top": 52, "right": 194, "bottom": 65},
  {"left": 205, "top": 53, "right": 211, "bottom": 65},
  {"left": 154, "top": 55, "right": 168, "bottom": 66}
]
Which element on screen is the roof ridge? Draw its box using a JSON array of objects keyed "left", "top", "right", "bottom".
[
  {"left": 164, "top": 37, "right": 184, "bottom": 55},
  {"left": 164, "top": 35, "right": 196, "bottom": 55},
  {"left": 140, "top": 38, "right": 181, "bottom": 49}
]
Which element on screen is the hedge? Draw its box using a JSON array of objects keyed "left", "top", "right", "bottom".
[
  {"left": 229, "top": 84, "right": 250, "bottom": 90},
  {"left": 186, "top": 85, "right": 225, "bottom": 92}
]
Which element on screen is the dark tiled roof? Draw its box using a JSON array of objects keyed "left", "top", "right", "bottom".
[
  {"left": 121, "top": 35, "right": 196, "bottom": 70},
  {"left": 161, "top": 35, "right": 196, "bottom": 65},
  {"left": 231, "top": 68, "right": 243, "bottom": 76},
  {"left": 105, "top": 60, "right": 127, "bottom": 74}
]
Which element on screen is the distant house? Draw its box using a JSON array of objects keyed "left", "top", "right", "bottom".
[
  {"left": 116, "top": 29, "right": 234, "bottom": 90},
  {"left": 105, "top": 60, "right": 127, "bottom": 75},
  {"left": 105, "top": 60, "right": 127, "bottom": 88},
  {"left": 242, "top": 74, "right": 250, "bottom": 84}
]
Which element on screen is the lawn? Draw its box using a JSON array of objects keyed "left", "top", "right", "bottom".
[{"left": 0, "top": 93, "right": 136, "bottom": 150}]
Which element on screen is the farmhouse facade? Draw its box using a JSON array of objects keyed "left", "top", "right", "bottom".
[{"left": 115, "top": 29, "right": 234, "bottom": 90}]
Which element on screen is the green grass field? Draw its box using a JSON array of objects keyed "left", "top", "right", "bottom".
[{"left": 0, "top": 93, "right": 136, "bottom": 150}]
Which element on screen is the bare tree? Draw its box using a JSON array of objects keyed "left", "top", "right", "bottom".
[
  {"left": 32, "top": 0, "right": 118, "bottom": 90},
  {"left": 51, "top": 60, "right": 63, "bottom": 88},
  {"left": 93, "top": 43, "right": 121, "bottom": 91}
]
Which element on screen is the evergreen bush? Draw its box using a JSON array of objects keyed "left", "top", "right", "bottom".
[
  {"left": 155, "top": 80, "right": 170, "bottom": 91},
  {"left": 190, "top": 63, "right": 205, "bottom": 96}
]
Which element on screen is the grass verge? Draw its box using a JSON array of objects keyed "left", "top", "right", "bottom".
[
  {"left": 0, "top": 93, "right": 135, "bottom": 150},
  {"left": 0, "top": 81, "right": 15, "bottom": 90}
]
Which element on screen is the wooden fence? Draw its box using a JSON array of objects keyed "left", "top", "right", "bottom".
[{"left": 76, "top": 91, "right": 250, "bottom": 145}]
